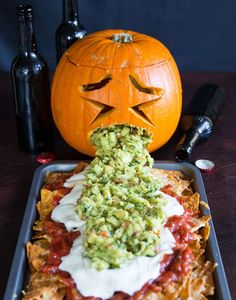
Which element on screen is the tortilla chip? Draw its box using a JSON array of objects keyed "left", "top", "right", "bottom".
[
  {"left": 44, "top": 171, "right": 69, "bottom": 186},
  {"left": 181, "top": 187, "right": 194, "bottom": 196},
  {"left": 45, "top": 162, "right": 87, "bottom": 187},
  {"left": 190, "top": 216, "right": 211, "bottom": 233},
  {"left": 200, "top": 200, "right": 210, "bottom": 210},
  {"left": 199, "top": 223, "right": 210, "bottom": 249},
  {"left": 24, "top": 167, "right": 216, "bottom": 299},
  {"left": 22, "top": 272, "right": 66, "bottom": 300},
  {"left": 152, "top": 169, "right": 193, "bottom": 195},
  {"left": 188, "top": 260, "right": 217, "bottom": 298},
  {"left": 72, "top": 161, "right": 88, "bottom": 173},
  {"left": 26, "top": 241, "right": 49, "bottom": 272},
  {"left": 189, "top": 240, "right": 204, "bottom": 259},
  {"left": 181, "top": 193, "right": 200, "bottom": 212},
  {"left": 36, "top": 188, "right": 54, "bottom": 220},
  {"left": 33, "top": 220, "right": 45, "bottom": 232}
]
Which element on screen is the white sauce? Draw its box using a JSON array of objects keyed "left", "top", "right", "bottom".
[
  {"left": 63, "top": 168, "right": 86, "bottom": 188},
  {"left": 51, "top": 182, "right": 85, "bottom": 232},
  {"left": 60, "top": 228, "right": 175, "bottom": 299},
  {"left": 51, "top": 170, "right": 184, "bottom": 299},
  {"left": 158, "top": 191, "right": 184, "bottom": 218}
]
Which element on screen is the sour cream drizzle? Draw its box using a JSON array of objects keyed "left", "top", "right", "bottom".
[{"left": 51, "top": 170, "right": 184, "bottom": 299}]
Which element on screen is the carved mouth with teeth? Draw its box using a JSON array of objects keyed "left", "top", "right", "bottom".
[{"left": 80, "top": 74, "right": 164, "bottom": 127}]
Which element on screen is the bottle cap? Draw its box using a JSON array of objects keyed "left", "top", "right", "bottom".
[
  {"left": 16, "top": 4, "right": 33, "bottom": 15},
  {"left": 36, "top": 152, "right": 55, "bottom": 164},
  {"left": 195, "top": 159, "right": 215, "bottom": 172}
]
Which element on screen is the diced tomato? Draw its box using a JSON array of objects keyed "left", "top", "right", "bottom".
[
  {"left": 170, "top": 248, "right": 194, "bottom": 276},
  {"left": 99, "top": 231, "right": 109, "bottom": 237},
  {"left": 161, "top": 184, "right": 175, "bottom": 197},
  {"left": 165, "top": 213, "right": 195, "bottom": 249}
]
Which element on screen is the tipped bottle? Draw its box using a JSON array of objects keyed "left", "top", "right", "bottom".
[
  {"left": 11, "top": 5, "right": 52, "bottom": 153},
  {"left": 175, "top": 84, "right": 225, "bottom": 161},
  {"left": 56, "top": 0, "right": 87, "bottom": 62}
]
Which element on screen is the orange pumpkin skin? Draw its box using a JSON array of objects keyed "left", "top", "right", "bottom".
[{"left": 52, "top": 29, "right": 182, "bottom": 156}]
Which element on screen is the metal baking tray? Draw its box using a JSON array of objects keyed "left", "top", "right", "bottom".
[{"left": 4, "top": 161, "right": 232, "bottom": 300}]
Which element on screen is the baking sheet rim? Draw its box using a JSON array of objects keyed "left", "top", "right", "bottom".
[{"left": 3, "top": 160, "right": 232, "bottom": 300}]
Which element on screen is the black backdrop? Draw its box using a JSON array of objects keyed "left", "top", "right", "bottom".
[{"left": 1, "top": 0, "right": 236, "bottom": 72}]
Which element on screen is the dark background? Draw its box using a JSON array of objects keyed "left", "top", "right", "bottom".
[
  {"left": 1, "top": 0, "right": 236, "bottom": 72},
  {"left": 1, "top": 2, "right": 236, "bottom": 299}
]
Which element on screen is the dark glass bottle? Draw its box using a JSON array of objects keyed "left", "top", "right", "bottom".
[
  {"left": 175, "top": 84, "right": 225, "bottom": 161},
  {"left": 56, "top": 0, "right": 87, "bottom": 61},
  {"left": 11, "top": 5, "right": 52, "bottom": 153}
]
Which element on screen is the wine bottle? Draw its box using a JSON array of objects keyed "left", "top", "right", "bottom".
[
  {"left": 175, "top": 84, "right": 225, "bottom": 161},
  {"left": 11, "top": 4, "right": 52, "bottom": 153},
  {"left": 56, "top": 0, "right": 87, "bottom": 61}
]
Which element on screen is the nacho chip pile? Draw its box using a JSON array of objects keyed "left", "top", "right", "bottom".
[{"left": 23, "top": 163, "right": 216, "bottom": 300}]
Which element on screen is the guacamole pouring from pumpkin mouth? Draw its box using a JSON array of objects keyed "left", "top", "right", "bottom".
[{"left": 75, "top": 125, "right": 170, "bottom": 270}]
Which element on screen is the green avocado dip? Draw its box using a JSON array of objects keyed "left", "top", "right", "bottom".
[{"left": 76, "top": 125, "right": 167, "bottom": 270}]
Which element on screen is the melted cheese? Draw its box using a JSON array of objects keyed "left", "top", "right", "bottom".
[
  {"left": 60, "top": 228, "right": 175, "bottom": 298},
  {"left": 51, "top": 171, "right": 184, "bottom": 298},
  {"left": 51, "top": 183, "right": 85, "bottom": 232}
]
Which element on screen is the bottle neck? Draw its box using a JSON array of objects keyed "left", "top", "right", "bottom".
[
  {"left": 17, "top": 15, "right": 37, "bottom": 54},
  {"left": 63, "top": 0, "right": 79, "bottom": 23},
  {"left": 175, "top": 116, "right": 213, "bottom": 161}
]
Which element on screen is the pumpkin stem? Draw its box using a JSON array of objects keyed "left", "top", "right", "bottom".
[{"left": 112, "top": 32, "right": 133, "bottom": 43}]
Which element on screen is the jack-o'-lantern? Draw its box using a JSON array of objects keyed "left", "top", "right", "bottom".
[{"left": 52, "top": 29, "right": 182, "bottom": 156}]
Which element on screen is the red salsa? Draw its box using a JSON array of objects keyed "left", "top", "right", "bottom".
[
  {"left": 40, "top": 181, "right": 197, "bottom": 299},
  {"left": 40, "top": 221, "right": 80, "bottom": 274}
]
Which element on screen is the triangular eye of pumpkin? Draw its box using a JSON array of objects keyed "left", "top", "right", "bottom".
[
  {"left": 131, "top": 99, "right": 160, "bottom": 127},
  {"left": 81, "top": 74, "right": 112, "bottom": 91},
  {"left": 129, "top": 75, "right": 164, "bottom": 96},
  {"left": 83, "top": 98, "right": 114, "bottom": 125},
  {"left": 79, "top": 74, "right": 114, "bottom": 125},
  {"left": 129, "top": 75, "right": 164, "bottom": 127}
]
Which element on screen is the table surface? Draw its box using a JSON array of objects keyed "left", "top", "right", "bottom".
[{"left": 0, "top": 71, "right": 235, "bottom": 299}]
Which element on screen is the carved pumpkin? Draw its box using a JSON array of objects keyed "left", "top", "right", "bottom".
[{"left": 52, "top": 29, "right": 182, "bottom": 156}]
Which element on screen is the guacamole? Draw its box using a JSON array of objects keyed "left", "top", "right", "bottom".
[{"left": 76, "top": 125, "right": 167, "bottom": 270}]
